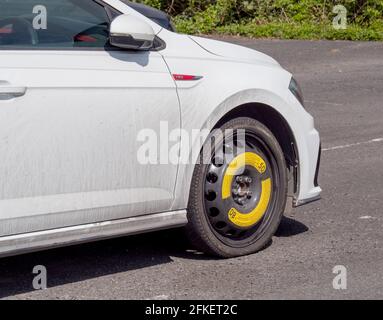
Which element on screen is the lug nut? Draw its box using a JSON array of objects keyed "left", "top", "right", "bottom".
[{"left": 236, "top": 176, "right": 244, "bottom": 183}]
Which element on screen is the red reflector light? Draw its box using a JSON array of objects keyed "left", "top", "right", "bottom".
[{"left": 173, "top": 74, "right": 202, "bottom": 81}]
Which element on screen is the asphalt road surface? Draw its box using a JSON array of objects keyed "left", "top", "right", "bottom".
[{"left": 1, "top": 38, "right": 383, "bottom": 300}]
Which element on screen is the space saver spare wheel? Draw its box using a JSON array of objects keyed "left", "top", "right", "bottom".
[{"left": 187, "top": 117, "right": 288, "bottom": 258}]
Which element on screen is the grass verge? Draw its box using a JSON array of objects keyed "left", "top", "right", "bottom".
[{"left": 175, "top": 20, "right": 383, "bottom": 41}]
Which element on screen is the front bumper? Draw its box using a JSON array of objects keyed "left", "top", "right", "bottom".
[
  {"left": 294, "top": 141, "right": 322, "bottom": 207},
  {"left": 314, "top": 143, "right": 321, "bottom": 188}
]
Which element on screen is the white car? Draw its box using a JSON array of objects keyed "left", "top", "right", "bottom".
[{"left": 0, "top": 0, "right": 321, "bottom": 258}]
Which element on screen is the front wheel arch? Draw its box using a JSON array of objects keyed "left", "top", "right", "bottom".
[{"left": 214, "top": 103, "right": 299, "bottom": 198}]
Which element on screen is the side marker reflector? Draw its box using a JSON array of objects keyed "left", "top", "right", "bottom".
[{"left": 173, "top": 74, "right": 203, "bottom": 81}]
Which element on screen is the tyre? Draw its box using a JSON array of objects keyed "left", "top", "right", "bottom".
[{"left": 186, "top": 117, "right": 288, "bottom": 258}]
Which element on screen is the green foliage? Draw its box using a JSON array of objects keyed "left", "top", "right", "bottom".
[
  {"left": 215, "top": 21, "right": 383, "bottom": 40},
  {"left": 135, "top": 0, "right": 383, "bottom": 40}
]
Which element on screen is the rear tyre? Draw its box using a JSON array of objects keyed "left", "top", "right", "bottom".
[{"left": 186, "top": 117, "right": 288, "bottom": 258}]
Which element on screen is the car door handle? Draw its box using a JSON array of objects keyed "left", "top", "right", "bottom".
[{"left": 0, "top": 85, "right": 27, "bottom": 98}]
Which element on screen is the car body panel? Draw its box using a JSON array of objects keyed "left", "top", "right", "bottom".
[
  {"left": 156, "top": 29, "right": 321, "bottom": 210},
  {"left": 0, "top": 49, "right": 180, "bottom": 237},
  {"left": 189, "top": 35, "right": 279, "bottom": 66},
  {"left": 0, "top": 0, "right": 321, "bottom": 256},
  {"left": 0, "top": 210, "right": 187, "bottom": 258}
]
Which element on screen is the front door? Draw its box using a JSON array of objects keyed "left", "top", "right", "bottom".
[{"left": 0, "top": 0, "right": 180, "bottom": 236}]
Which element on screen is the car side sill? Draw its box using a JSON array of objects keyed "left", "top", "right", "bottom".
[{"left": 0, "top": 210, "right": 188, "bottom": 258}]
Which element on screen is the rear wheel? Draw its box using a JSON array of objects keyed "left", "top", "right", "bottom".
[{"left": 186, "top": 117, "right": 288, "bottom": 258}]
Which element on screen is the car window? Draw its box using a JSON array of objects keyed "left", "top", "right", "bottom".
[{"left": 0, "top": 0, "right": 110, "bottom": 49}]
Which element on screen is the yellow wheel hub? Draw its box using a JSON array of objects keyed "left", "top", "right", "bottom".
[{"left": 221, "top": 152, "right": 272, "bottom": 228}]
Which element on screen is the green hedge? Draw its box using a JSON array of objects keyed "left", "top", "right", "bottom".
[{"left": 132, "top": 0, "right": 383, "bottom": 40}]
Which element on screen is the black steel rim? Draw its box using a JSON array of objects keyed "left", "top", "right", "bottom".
[{"left": 203, "top": 129, "right": 281, "bottom": 248}]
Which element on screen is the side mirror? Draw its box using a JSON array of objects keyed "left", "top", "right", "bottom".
[{"left": 109, "top": 14, "right": 155, "bottom": 50}]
